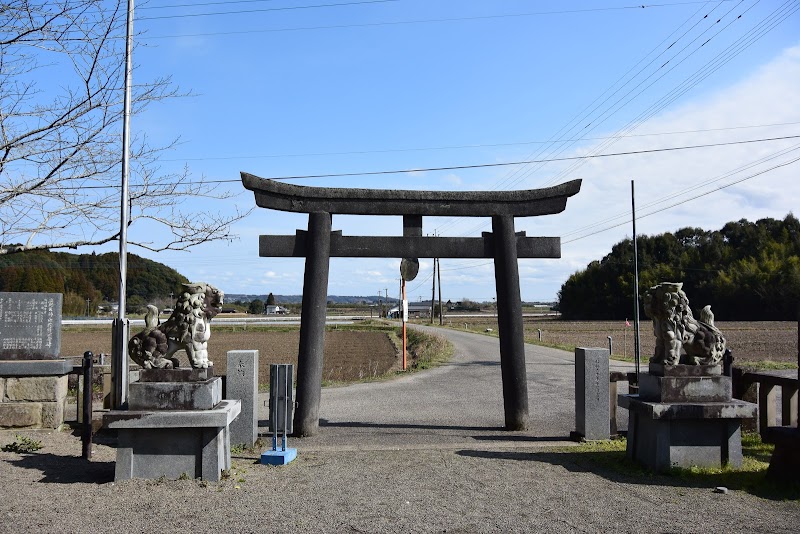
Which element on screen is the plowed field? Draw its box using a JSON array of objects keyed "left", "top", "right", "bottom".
[
  {"left": 61, "top": 327, "right": 400, "bottom": 384},
  {"left": 443, "top": 317, "right": 798, "bottom": 366}
]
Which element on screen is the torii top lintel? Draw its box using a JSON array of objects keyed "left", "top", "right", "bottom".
[{"left": 241, "top": 172, "right": 582, "bottom": 217}]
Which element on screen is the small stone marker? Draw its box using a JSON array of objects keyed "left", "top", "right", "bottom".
[
  {"left": 574, "top": 347, "right": 610, "bottom": 440},
  {"left": 226, "top": 350, "right": 259, "bottom": 447},
  {"left": 0, "top": 292, "right": 62, "bottom": 359}
]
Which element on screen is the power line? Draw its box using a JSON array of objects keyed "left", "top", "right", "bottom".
[
  {"left": 21, "top": 133, "right": 800, "bottom": 192},
  {"left": 134, "top": 1, "right": 736, "bottom": 40},
  {"left": 434, "top": 0, "right": 723, "bottom": 235},
  {"left": 441, "top": 1, "right": 798, "bottom": 238},
  {"left": 562, "top": 154, "right": 800, "bottom": 244},
  {"left": 157, "top": 121, "right": 800, "bottom": 162},
  {"left": 230, "top": 134, "right": 800, "bottom": 181},
  {"left": 560, "top": 142, "right": 800, "bottom": 239},
  {"left": 541, "top": 0, "right": 800, "bottom": 189},
  {"left": 138, "top": 0, "right": 399, "bottom": 21}
]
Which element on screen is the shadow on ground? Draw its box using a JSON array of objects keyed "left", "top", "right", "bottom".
[
  {"left": 6, "top": 452, "right": 114, "bottom": 484},
  {"left": 319, "top": 420, "right": 503, "bottom": 432},
  {"left": 455, "top": 448, "right": 800, "bottom": 501}
]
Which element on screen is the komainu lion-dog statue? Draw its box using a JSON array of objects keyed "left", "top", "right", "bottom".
[
  {"left": 129, "top": 282, "right": 224, "bottom": 369},
  {"left": 643, "top": 282, "right": 726, "bottom": 366}
]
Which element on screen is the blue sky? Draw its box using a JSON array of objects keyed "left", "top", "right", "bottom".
[{"left": 99, "top": 0, "right": 800, "bottom": 302}]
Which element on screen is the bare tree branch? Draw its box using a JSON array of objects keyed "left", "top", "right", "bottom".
[{"left": 0, "top": 0, "right": 245, "bottom": 255}]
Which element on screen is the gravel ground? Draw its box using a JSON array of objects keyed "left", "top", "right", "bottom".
[{"left": 1, "top": 326, "right": 798, "bottom": 533}]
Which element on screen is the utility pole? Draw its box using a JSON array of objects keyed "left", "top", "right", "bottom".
[
  {"left": 437, "top": 258, "right": 443, "bottom": 325},
  {"left": 431, "top": 255, "right": 436, "bottom": 324}
]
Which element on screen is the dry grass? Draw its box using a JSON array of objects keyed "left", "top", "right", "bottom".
[{"left": 436, "top": 316, "right": 798, "bottom": 367}]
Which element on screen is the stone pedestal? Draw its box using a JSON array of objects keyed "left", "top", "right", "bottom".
[
  {"left": 0, "top": 360, "right": 74, "bottom": 429},
  {"left": 620, "top": 363, "right": 756, "bottom": 472},
  {"left": 104, "top": 368, "right": 240, "bottom": 482}
]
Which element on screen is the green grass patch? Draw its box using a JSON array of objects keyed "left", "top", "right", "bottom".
[
  {"left": 736, "top": 360, "right": 798, "bottom": 371},
  {"left": 553, "top": 433, "right": 799, "bottom": 500},
  {"left": 2, "top": 434, "right": 44, "bottom": 453}
]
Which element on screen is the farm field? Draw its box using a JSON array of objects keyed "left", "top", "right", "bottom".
[
  {"left": 433, "top": 316, "right": 798, "bottom": 368},
  {"left": 60, "top": 325, "right": 401, "bottom": 385}
]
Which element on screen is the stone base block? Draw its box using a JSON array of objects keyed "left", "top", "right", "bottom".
[
  {"left": 4, "top": 375, "right": 68, "bottom": 401},
  {"left": 622, "top": 395, "right": 756, "bottom": 472},
  {"left": 41, "top": 400, "right": 65, "bottom": 428},
  {"left": 139, "top": 366, "right": 214, "bottom": 383},
  {"left": 104, "top": 400, "right": 240, "bottom": 482},
  {"left": 639, "top": 373, "right": 731, "bottom": 403},
  {"left": 0, "top": 371, "right": 69, "bottom": 429},
  {"left": 648, "top": 363, "right": 722, "bottom": 377},
  {"left": 128, "top": 377, "right": 222, "bottom": 410},
  {"left": 0, "top": 402, "right": 42, "bottom": 428}
]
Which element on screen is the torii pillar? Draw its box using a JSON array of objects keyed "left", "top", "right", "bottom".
[{"left": 242, "top": 173, "right": 582, "bottom": 436}]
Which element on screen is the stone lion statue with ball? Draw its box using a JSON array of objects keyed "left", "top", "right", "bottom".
[
  {"left": 128, "top": 282, "right": 224, "bottom": 369},
  {"left": 643, "top": 282, "right": 726, "bottom": 366}
]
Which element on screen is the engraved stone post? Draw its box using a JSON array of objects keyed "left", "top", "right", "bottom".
[
  {"left": 575, "top": 347, "right": 610, "bottom": 440},
  {"left": 226, "top": 350, "right": 259, "bottom": 447}
]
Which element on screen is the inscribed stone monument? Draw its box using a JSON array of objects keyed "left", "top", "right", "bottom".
[
  {"left": 0, "top": 292, "right": 71, "bottom": 429},
  {"left": 0, "top": 292, "right": 62, "bottom": 359}
]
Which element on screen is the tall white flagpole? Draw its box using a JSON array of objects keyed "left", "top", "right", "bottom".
[{"left": 113, "top": 0, "right": 135, "bottom": 408}]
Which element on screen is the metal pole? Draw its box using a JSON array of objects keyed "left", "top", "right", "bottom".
[
  {"left": 607, "top": 335, "right": 613, "bottom": 357},
  {"left": 402, "top": 279, "right": 407, "bottom": 371},
  {"left": 112, "top": 0, "right": 135, "bottom": 410},
  {"left": 81, "top": 351, "right": 93, "bottom": 460},
  {"left": 293, "top": 212, "right": 332, "bottom": 437},
  {"left": 492, "top": 215, "right": 529, "bottom": 431},
  {"left": 631, "top": 180, "right": 642, "bottom": 383}
]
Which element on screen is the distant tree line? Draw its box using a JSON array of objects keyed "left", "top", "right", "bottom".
[
  {"left": 0, "top": 250, "right": 189, "bottom": 315},
  {"left": 556, "top": 215, "right": 800, "bottom": 321}
]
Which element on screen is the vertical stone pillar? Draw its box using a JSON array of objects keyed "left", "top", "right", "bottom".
[
  {"left": 575, "top": 347, "right": 610, "bottom": 440},
  {"left": 293, "top": 212, "right": 332, "bottom": 437},
  {"left": 226, "top": 350, "right": 259, "bottom": 447},
  {"left": 492, "top": 215, "right": 528, "bottom": 430}
]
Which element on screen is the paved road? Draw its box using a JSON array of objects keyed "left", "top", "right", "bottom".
[{"left": 270, "top": 325, "right": 634, "bottom": 451}]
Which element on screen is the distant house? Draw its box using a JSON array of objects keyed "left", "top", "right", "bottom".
[
  {"left": 265, "top": 304, "right": 288, "bottom": 315},
  {"left": 389, "top": 301, "right": 434, "bottom": 319}
]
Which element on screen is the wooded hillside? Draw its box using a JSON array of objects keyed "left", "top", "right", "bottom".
[
  {"left": 557, "top": 214, "right": 800, "bottom": 320},
  {"left": 0, "top": 250, "right": 188, "bottom": 315}
]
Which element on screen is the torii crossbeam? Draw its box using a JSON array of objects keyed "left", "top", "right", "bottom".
[{"left": 242, "top": 172, "right": 582, "bottom": 436}]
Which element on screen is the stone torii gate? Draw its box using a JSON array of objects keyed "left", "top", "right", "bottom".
[{"left": 242, "top": 172, "right": 582, "bottom": 437}]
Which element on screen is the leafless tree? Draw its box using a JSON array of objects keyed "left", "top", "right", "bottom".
[{"left": 0, "top": 0, "right": 248, "bottom": 255}]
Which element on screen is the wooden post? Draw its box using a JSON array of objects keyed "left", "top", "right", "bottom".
[
  {"left": 492, "top": 215, "right": 529, "bottom": 431},
  {"left": 293, "top": 212, "right": 332, "bottom": 437}
]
